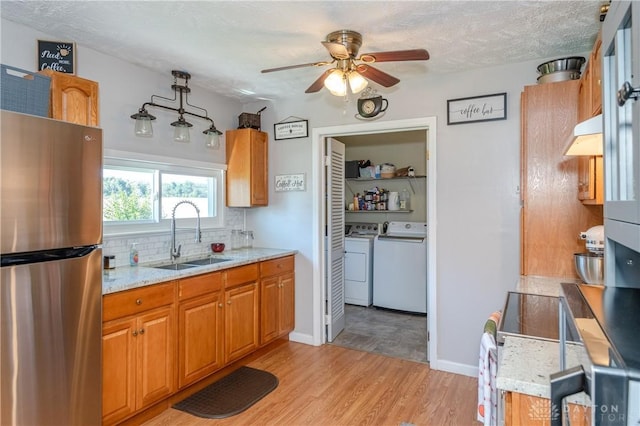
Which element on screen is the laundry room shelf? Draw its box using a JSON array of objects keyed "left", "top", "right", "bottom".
[{"left": 345, "top": 175, "right": 425, "bottom": 194}]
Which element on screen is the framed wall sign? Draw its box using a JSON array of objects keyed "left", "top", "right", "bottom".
[
  {"left": 274, "top": 119, "right": 308, "bottom": 140},
  {"left": 275, "top": 173, "right": 306, "bottom": 192},
  {"left": 447, "top": 92, "right": 507, "bottom": 125},
  {"left": 37, "top": 40, "right": 75, "bottom": 74}
]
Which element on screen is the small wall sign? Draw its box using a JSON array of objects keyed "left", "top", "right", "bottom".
[
  {"left": 447, "top": 92, "right": 507, "bottom": 125},
  {"left": 275, "top": 173, "right": 306, "bottom": 192},
  {"left": 37, "top": 40, "right": 75, "bottom": 74},
  {"left": 274, "top": 119, "right": 308, "bottom": 140}
]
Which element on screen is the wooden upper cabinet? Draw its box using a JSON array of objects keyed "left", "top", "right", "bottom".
[
  {"left": 521, "top": 80, "right": 603, "bottom": 278},
  {"left": 226, "top": 129, "right": 268, "bottom": 207},
  {"left": 590, "top": 33, "right": 602, "bottom": 117},
  {"left": 577, "top": 32, "right": 603, "bottom": 122},
  {"left": 39, "top": 69, "right": 99, "bottom": 126}
]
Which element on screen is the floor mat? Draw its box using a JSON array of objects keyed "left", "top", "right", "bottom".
[{"left": 172, "top": 366, "right": 278, "bottom": 419}]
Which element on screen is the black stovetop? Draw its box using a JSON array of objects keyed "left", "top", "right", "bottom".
[{"left": 497, "top": 292, "right": 562, "bottom": 344}]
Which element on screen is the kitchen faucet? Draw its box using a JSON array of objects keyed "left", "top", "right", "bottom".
[{"left": 170, "top": 200, "right": 201, "bottom": 261}]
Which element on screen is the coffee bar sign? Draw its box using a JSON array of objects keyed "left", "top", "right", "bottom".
[
  {"left": 38, "top": 40, "right": 75, "bottom": 74},
  {"left": 275, "top": 174, "right": 306, "bottom": 192}
]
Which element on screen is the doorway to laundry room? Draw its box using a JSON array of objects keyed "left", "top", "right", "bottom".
[{"left": 318, "top": 121, "right": 435, "bottom": 364}]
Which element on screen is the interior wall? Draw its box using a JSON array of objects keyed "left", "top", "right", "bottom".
[
  {"left": 3, "top": 16, "right": 591, "bottom": 374},
  {"left": 245, "top": 55, "right": 589, "bottom": 374}
]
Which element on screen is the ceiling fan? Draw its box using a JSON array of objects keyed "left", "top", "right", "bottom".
[{"left": 261, "top": 30, "right": 430, "bottom": 96}]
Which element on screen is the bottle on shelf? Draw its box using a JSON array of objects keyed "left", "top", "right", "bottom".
[{"left": 400, "top": 188, "right": 411, "bottom": 210}]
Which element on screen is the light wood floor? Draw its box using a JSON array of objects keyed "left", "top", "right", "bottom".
[{"left": 144, "top": 342, "right": 480, "bottom": 426}]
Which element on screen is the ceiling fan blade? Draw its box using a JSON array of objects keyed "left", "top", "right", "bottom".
[
  {"left": 305, "top": 69, "right": 334, "bottom": 93},
  {"left": 356, "top": 64, "right": 400, "bottom": 87},
  {"left": 321, "top": 41, "right": 351, "bottom": 60},
  {"left": 261, "top": 61, "right": 330, "bottom": 73},
  {"left": 359, "top": 49, "right": 430, "bottom": 63}
]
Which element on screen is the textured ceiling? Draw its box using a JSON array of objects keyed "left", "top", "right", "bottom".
[{"left": 1, "top": 1, "right": 603, "bottom": 102}]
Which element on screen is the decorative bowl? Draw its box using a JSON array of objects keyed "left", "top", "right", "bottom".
[{"left": 211, "top": 243, "right": 225, "bottom": 253}]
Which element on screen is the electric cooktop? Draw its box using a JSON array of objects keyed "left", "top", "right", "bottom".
[{"left": 497, "top": 292, "right": 562, "bottom": 344}]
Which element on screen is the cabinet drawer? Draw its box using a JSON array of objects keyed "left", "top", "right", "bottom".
[
  {"left": 178, "top": 272, "right": 222, "bottom": 300},
  {"left": 260, "top": 255, "right": 294, "bottom": 278},
  {"left": 103, "top": 281, "right": 175, "bottom": 322},
  {"left": 224, "top": 263, "right": 259, "bottom": 288}
]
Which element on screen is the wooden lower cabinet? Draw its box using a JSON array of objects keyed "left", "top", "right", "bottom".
[
  {"left": 260, "top": 255, "right": 295, "bottom": 345},
  {"left": 224, "top": 281, "right": 260, "bottom": 363},
  {"left": 102, "top": 305, "right": 175, "bottom": 425},
  {"left": 177, "top": 272, "right": 224, "bottom": 389},
  {"left": 102, "top": 256, "right": 294, "bottom": 424},
  {"left": 504, "top": 391, "right": 590, "bottom": 426}
]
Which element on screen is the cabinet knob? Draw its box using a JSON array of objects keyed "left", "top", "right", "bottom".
[
  {"left": 135, "top": 299, "right": 142, "bottom": 305},
  {"left": 139, "top": 328, "right": 145, "bottom": 335},
  {"left": 617, "top": 81, "right": 640, "bottom": 106},
  {"left": 132, "top": 330, "right": 138, "bottom": 337},
  {"left": 227, "top": 300, "right": 232, "bottom": 305},
  {"left": 219, "top": 303, "right": 223, "bottom": 308}
]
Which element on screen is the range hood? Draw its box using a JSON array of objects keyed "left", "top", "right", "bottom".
[{"left": 563, "top": 114, "right": 603, "bottom": 156}]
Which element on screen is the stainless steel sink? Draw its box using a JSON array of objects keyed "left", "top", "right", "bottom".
[
  {"left": 152, "top": 263, "right": 200, "bottom": 271},
  {"left": 183, "top": 257, "right": 231, "bottom": 266}
]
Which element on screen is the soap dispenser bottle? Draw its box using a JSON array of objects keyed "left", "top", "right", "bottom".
[{"left": 129, "top": 243, "right": 139, "bottom": 266}]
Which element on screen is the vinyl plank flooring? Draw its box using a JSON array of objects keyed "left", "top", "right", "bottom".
[
  {"left": 331, "top": 304, "right": 428, "bottom": 363},
  {"left": 143, "top": 342, "right": 479, "bottom": 426}
]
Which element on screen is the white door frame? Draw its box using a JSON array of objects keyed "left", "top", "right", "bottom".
[{"left": 310, "top": 116, "right": 438, "bottom": 369}]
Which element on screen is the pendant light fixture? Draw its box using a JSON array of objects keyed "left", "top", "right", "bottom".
[{"left": 131, "top": 70, "right": 223, "bottom": 148}]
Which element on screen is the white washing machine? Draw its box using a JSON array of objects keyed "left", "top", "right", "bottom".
[
  {"left": 344, "top": 222, "right": 377, "bottom": 306},
  {"left": 373, "top": 221, "right": 427, "bottom": 313}
]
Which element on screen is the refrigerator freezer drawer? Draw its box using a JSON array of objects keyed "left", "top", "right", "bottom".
[{"left": 1, "top": 248, "right": 102, "bottom": 425}]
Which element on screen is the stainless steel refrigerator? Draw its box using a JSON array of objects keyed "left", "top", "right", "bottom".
[{"left": 1, "top": 110, "right": 103, "bottom": 425}]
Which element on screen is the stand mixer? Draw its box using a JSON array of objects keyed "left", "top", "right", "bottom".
[{"left": 574, "top": 225, "right": 604, "bottom": 284}]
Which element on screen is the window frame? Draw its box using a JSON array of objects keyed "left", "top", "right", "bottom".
[{"left": 103, "top": 149, "right": 226, "bottom": 236}]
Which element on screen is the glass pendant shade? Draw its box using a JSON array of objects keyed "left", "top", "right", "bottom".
[
  {"left": 204, "top": 129, "right": 221, "bottom": 149},
  {"left": 324, "top": 69, "right": 347, "bottom": 96},
  {"left": 348, "top": 71, "right": 368, "bottom": 94},
  {"left": 134, "top": 116, "right": 154, "bottom": 137},
  {"left": 131, "top": 109, "right": 156, "bottom": 137},
  {"left": 171, "top": 117, "right": 192, "bottom": 143}
]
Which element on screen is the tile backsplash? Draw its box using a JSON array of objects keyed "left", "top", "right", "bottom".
[{"left": 103, "top": 208, "right": 244, "bottom": 267}]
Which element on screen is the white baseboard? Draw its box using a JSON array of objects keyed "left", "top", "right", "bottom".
[
  {"left": 436, "top": 359, "right": 478, "bottom": 378},
  {"left": 288, "top": 331, "right": 317, "bottom": 346}
]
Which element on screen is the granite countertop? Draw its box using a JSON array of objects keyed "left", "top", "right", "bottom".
[
  {"left": 497, "top": 336, "right": 589, "bottom": 405},
  {"left": 102, "top": 247, "right": 297, "bottom": 295},
  {"left": 496, "top": 275, "right": 588, "bottom": 405}
]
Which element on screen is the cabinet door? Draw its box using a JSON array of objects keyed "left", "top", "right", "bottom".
[
  {"left": 39, "top": 69, "right": 99, "bottom": 126},
  {"left": 178, "top": 292, "right": 224, "bottom": 388},
  {"left": 504, "top": 392, "right": 590, "bottom": 426},
  {"left": 136, "top": 306, "right": 175, "bottom": 409},
  {"left": 224, "top": 282, "right": 259, "bottom": 363},
  {"left": 102, "top": 318, "right": 136, "bottom": 425},
  {"left": 578, "top": 64, "right": 592, "bottom": 122},
  {"left": 591, "top": 34, "right": 603, "bottom": 117},
  {"left": 260, "top": 276, "right": 280, "bottom": 344},
  {"left": 278, "top": 272, "right": 295, "bottom": 335},
  {"left": 226, "top": 129, "right": 268, "bottom": 207},
  {"left": 250, "top": 130, "right": 268, "bottom": 205}
]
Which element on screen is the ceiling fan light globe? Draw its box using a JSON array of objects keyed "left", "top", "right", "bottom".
[
  {"left": 324, "top": 69, "right": 347, "bottom": 96},
  {"left": 348, "top": 71, "right": 368, "bottom": 94}
]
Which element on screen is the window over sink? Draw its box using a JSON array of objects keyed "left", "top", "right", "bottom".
[{"left": 103, "top": 150, "right": 225, "bottom": 235}]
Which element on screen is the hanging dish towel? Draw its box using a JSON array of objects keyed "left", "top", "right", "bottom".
[{"left": 477, "top": 311, "right": 501, "bottom": 426}]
